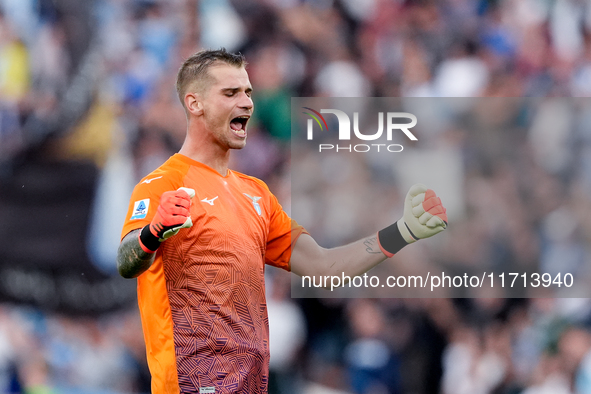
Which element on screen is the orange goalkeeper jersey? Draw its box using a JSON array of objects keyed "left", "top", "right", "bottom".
[{"left": 121, "top": 153, "right": 307, "bottom": 394}]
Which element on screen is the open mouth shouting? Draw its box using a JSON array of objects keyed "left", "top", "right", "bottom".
[{"left": 230, "top": 115, "right": 250, "bottom": 138}]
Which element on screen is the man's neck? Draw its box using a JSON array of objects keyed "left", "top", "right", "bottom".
[{"left": 179, "top": 141, "right": 231, "bottom": 177}]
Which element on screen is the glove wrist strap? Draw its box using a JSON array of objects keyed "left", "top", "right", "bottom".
[
  {"left": 397, "top": 219, "right": 419, "bottom": 244},
  {"left": 377, "top": 220, "right": 413, "bottom": 258},
  {"left": 139, "top": 225, "right": 161, "bottom": 253}
]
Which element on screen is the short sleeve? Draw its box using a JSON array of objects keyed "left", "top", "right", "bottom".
[
  {"left": 265, "top": 195, "right": 308, "bottom": 271},
  {"left": 120, "top": 172, "right": 182, "bottom": 240}
]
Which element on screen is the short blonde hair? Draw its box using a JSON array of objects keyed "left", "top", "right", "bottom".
[{"left": 175, "top": 48, "right": 247, "bottom": 110}]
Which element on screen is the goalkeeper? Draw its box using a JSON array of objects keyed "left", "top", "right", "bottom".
[{"left": 117, "top": 48, "right": 447, "bottom": 394}]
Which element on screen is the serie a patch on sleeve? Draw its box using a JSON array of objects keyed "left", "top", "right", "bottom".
[{"left": 130, "top": 199, "right": 150, "bottom": 220}]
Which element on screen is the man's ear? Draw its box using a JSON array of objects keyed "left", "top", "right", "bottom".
[{"left": 185, "top": 92, "right": 204, "bottom": 116}]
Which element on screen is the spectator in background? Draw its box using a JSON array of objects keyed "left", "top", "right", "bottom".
[
  {"left": 559, "top": 326, "right": 591, "bottom": 394},
  {"left": 344, "top": 299, "right": 402, "bottom": 394},
  {"left": 267, "top": 270, "right": 307, "bottom": 394}
]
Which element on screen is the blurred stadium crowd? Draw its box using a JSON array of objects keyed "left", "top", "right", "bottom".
[{"left": 2, "top": 0, "right": 591, "bottom": 393}]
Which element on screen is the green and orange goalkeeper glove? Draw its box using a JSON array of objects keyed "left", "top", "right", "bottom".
[
  {"left": 378, "top": 184, "right": 447, "bottom": 258},
  {"left": 138, "top": 187, "right": 195, "bottom": 253}
]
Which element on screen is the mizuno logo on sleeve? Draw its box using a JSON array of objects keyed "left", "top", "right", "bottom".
[{"left": 142, "top": 176, "right": 163, "bottom": 184}]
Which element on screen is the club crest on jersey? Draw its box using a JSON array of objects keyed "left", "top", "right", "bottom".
[
  {"left": 130, "top": 199, "right": 150, "bottom": 220},
  {"left": 243, "top": 193, "right": 262, "bottom": 216}
]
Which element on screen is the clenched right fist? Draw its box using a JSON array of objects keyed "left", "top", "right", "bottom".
[{"left": 139, "top": 187, "right": 195, "bottom": 253}]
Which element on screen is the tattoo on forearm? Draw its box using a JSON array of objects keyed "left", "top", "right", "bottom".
[
  {"left": 363, "top": 236, "right": 382, "bottom": 254},
  {"left": 117, "top": 230, "right": 155, "bottom": 278}
]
